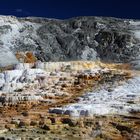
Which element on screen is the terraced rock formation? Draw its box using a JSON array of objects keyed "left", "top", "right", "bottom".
[
  {"left": 0, "top": 61, "right": 135, "bottom": 140},
  {"left": 0, "top": 15, "right": 140, "bottom": 139}
]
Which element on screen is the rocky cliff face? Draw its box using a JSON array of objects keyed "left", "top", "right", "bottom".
[{"left": 0, "top": 16, "right": 140, "bottom": 67}]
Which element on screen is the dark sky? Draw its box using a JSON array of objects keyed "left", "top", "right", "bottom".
[{"left": 0, "top": 0, "right": 140, "bottom": 19}]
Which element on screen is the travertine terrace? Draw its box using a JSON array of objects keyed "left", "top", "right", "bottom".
[
  {"left": 0, "top": 61, "right": 138, "bottom": 140},
  {"left": 0, "top": 15, "right": 140, "bottom": 139}
]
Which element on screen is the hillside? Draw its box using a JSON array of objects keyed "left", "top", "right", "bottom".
[{"left": 0, "top": 16, "right": 140, "bottom": 67}]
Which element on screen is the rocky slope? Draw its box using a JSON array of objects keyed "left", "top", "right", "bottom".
[
  {"left": 0, "top": 61, "right": 128, "bottom": 105},
  {"left": 1, "top": 15, "right": 140, "bottom": 139},
  {"left": 0, "top": 16, "right": 140, "bottom": 67},
  {"left": 0, "top": 61, "right": 134, "bottom": 140}
]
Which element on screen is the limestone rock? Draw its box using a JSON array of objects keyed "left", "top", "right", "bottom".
[{"left": 0, "top": 16, "right": 139, "bottom": 67}]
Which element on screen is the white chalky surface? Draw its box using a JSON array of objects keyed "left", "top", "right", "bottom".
[{"left": 50, "top": 76, "right": 140, "bottom": 117}]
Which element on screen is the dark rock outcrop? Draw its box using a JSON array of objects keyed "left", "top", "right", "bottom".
[{"left": 0, "top": 16, "right": 140, "bottom": 66}]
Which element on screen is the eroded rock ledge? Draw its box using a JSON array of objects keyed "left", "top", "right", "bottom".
[{"left": 0, "top": 61, "right": 131, "bottom": 106}]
